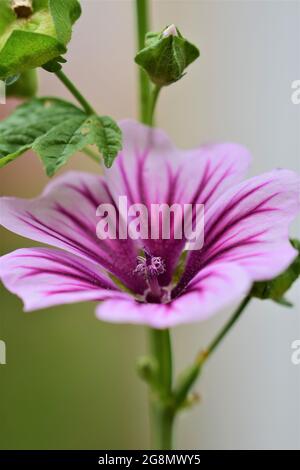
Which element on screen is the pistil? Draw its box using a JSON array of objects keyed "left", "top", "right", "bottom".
[
  {"left": 134, "top": 249, "right": 165, "bottom": 301},
  {"left": 147, "top": 276, "right": 162, "bottom": 299}
]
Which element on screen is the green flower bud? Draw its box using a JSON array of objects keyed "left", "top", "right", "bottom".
[
  {"left": 136, "top": 356, "right": 159, "bottom": 386},
  {"left": 250, "top": 239, "right": 300, "bottom": 306},
  {"left": 135, "top": 24, "right": 200, "bottom": 87},
  {"left": 0, "top": 0, "right": 81, "bottom": 80}
]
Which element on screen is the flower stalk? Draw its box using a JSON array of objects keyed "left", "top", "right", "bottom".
[
  {"left": 148, "top": 85, "right": 161, "bottom": 126},
  {"left": 135, "top": 0, "right": 151, "bottom": 124},
  {"left": 202, "top": 295, "right": 251, "bottom": 362},
  {"left": 148, "top": 329, "right": 174, "bottom": 449},
  {"left": 55, "top": 69, "right": 96, "bottom": 115},
  {"left": 149, "top": 329, "right": 173, "bottom": 394},
  {"left": 54, "top": 69, "right": 105, "bottom": 166},
  {"left": 143, "top": 297, "right": 252, "bottom": 449},
  {"left": 173, "top": 296, "right": 252, "bottom": 409},
  {"left": 135, "top": 0, "right": 175, "bottom": 449}
]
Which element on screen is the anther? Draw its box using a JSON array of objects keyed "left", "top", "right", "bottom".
[{"left": 134, "top": 249, "right": 165, "bottom": 301}]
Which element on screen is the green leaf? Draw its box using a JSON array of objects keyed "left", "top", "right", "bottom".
[
  {"left": 0, "top": 97, "right": 122, "bottom": 175},
  {"left": 88, "top": 115, "right": 122, "bottom": 168},
  {"left": 0, "top": 0, "right": 81, "bottom": 80},
  {"left": 274, "top": 297, "right": 293, "bottom": 308},
  {"left": 6, "top": 69, "right": 38, "bottom": 98},
  {"left": 135, "top": 24, "right": 200, "bottom": 87},
  {"left": 48, "top": 0, "right": 81, "bottom": 45},
  {"left": 251, "top": 239, "right": 300, "bottom": 306},
  {"left": 33, "top": 113, "right": 95, "bottom": 176},
  {"left": 34, "top": 114, "right": 122, "bottom": 175}
]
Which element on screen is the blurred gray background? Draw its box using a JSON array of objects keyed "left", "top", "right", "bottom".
[{"left": 1, "top": 0, "right": 299, "bottom": 449}]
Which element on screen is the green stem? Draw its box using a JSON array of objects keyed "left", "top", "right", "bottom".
[
  {"left": 148, "top": 85, "right": 161, "bottom": 126},
  {"left": 55, "top": 69, "right": 96, "bottom": 115},
  {"left": 174, "top": 296, "right": 251, "bottom": 408},
  {"left": 148, "top": 328, "right": 174, "bottom": 450},
  {"left": 203, "top": 295, "right": 251, "bottom": 363},
  {"left": 135, "top": 0, "right": 172, "bottom": 449},
  {"left": 150, "top": 401, "right": 174, "bottom": 450},
  {"left": 135, "top": 0, "right": 151, "bottom": 124},
  {"left": 135, "top": 0, "right": 173, "bottom": 450},
  {"left": 149, "top": 328, "right": 172, "bottom": 394}
]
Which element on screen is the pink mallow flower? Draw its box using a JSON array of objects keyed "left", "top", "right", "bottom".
[{"left": 0, "top": 121, "right": 299, "bottom": 328}]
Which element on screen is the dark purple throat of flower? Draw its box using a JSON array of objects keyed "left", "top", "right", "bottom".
[{"left": 134, "top": 249, "right": 167, "bottom": 303}]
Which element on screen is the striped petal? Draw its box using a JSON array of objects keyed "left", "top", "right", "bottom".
[
  {"left": 107, "top": 120, "right": 251, "bottom": 208},
  {"left": 0, "top": 171, "right": 144, "bottom": 293},
  {"left": 174, "top": 169, "right": 300, "bottom": 295},
  {"left": 0, "top": 247, "right": 123, "bottom": 311}
]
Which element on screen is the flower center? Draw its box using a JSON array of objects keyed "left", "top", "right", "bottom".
[{"left": 134, "top": 249, "right": 165, "bottom": 302}]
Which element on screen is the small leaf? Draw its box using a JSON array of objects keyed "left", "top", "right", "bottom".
[
  {"left": 35, "top": 114, "right": 122, "bottom": 175},
  {"left": 274, "top": 297, "right": 293, "bottom": 308},
  {"left": 0, "top": 97, "right": 122, "bottom": 175},
  {"left": 136, "top": 356, "right": 159, "bottom": 388},
  {"left": 89, "top": 115, "right": 122, "bottom": 168},
  {"left": 251, "top": 239, "right": 300, "bottom": 305},
  {"left": 33, "top": 114, "right": 95, "bottom": 176},
  {"left": 0, "top": 0, "right": 81, "bottom": 80},
  {"left": 42, "top": 55, "right": 67, "bottom": 73}
]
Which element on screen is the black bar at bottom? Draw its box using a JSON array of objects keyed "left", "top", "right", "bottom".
[{"left": 0, "top": 450, "right": 297, "bottom": 466}]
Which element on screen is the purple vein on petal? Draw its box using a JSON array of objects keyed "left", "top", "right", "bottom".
[{"left": 14, "top": 252, "right": 112, "bottom": 288}]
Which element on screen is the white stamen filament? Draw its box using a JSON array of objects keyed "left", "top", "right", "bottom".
[{"left": 134, "top": 251, "right": 165, "bottom": 300}]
